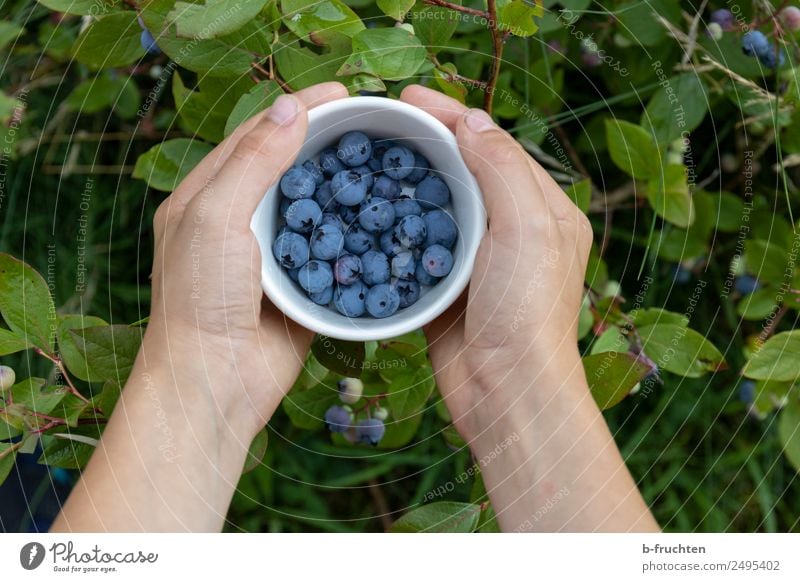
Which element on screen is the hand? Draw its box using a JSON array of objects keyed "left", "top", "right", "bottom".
[
  {"left": 144, "top": 82, "right": 348, "bottom": 437},
  {"left": 399, "top": 86, "right": 593, "bottom": 440}
]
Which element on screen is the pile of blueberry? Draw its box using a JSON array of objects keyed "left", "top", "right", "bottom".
[
  {"left": 272, "top": 131, "right": 458, "bottom": 319},
  {"left": 708, "top": 6, "right": 800, "bottom": 69},
  {"left": 324, "top": 378, "right": 388, "bottom": 446}
]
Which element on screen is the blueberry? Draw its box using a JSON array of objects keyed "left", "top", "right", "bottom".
[
  {"left": 742, "top": 30, "right": 769, "bottom": 57},
  {"left": 338, "top": 203, "right": 360, "bottom": 225},
  {"left": 415, "top": 175, "right": 450, "bottom": 210},
  {"left": 394, "top": 215, "right": 427, "bottom": 248},
  {"left": 379, "top": 230, "right": 404, "bottom": 258},
  {"left": 321, "top": 212, "right": 343, "bottom": 229},
  {"left": 279, "top": 197, "right": 291, "bottom": 217},
  {"left": 382, "top": 145, "right": 415, "bottom": 180},
  {"left": 738, "top": 380, "right": 756, "bottom": 404},
  {"left": 332, "top": 170, "right": 368, "bottom": 206},
  {"left": 140, "top": 29, "right": 161, "bottom": 55},
  {"left": 673, "top": 265, "right": 691, "bottom": 285},
  {"left": 361, "top": 250, "right": 390, "bottom": 285},
  {"left": 303, "top": 160, "right": 324, "bottom": 186},
  {"left": 314, "top": 181, "right": 337, "bottom": 212},
  {"left": 371, "top": 139, "right": 398, "bottom": 162},
  {"left": 334, "top": 281, "right": 368, "bottom": 317},
  {"left": 404, "top": 153, "right": 430, "bottom": 184},
  {"left": 710, "top": 8, "right": 735, "bottom": 31},
  {"left": 415, "top": 262, "right": 439, "bottom": 286},
  {"left": 422, "top": 244, "right": 454, "bottom": 277},
  {"left": 351, "top": 165, "right": 375, "bottom": 191},
  {"left": 391, "top": 251, "right": 416, "bottom": 281},
  {"left": 309, "top": 285, "right": 334, "bottom": 305},
  {"left": 365, "top": 283, "right": 400, "bottom": 318},
  {"left": 422, "top": 209, "right": 458, "bottom": 249},
  {"left": 759, "top": 45, "right": 785, "bottom": 68},
  {"left": 298, "top": 260, "right": 333, "bottom": 293},
  {"left": 324, "top": 405, "right": 352, "bottom": 432},
  {"left": 287, "top": 267, "right": 300, "bottom": 282},
  {"left": 372, "top": 175, "right": 402, "bottom": 200},
  {"left": 735, "top": 275, "right": 760, "bottom": 295},
  {"left": 310, "top": 223, "right": 344, "bottom": 260},
  {"left": 393, "top": 198, "right": 422, "bottom": 219},
  {"left": 280, "top": 166, "right": 317, "bottom": 199},
  {"left": 285, "top": 198, "right": 322, "bottom": 233},
  {"left": 358, "top": 196, "right": 396, "bottom": 233},
  {"left": 781, "top": 6, "right": 800, "bottom": 32},
  {"left": 320, "top": 148, "right": 346, "bottom": 176},
  {"left": 343, "top": 224, "right": 374, "bottom": 255},
  {"left": 367, "top": 157, "right": 383, "bottom": 173},
  {"left": 334, "top": 254, "right": 363, "bottom": 285},
  {"left": 272, "top": 232, "right": 309, "bottom": 269},
  {"left": 338, "top": 131, "right": 372, "bottom": 167},
  {"left": 0, "top": 365, "right": 15, "bottom": 392},
  {"left": 393, "top": 279, "right": 420, "bottom": 308},
  {"left": 355, "top": 418, "right": 386, "bottom": 445},
  {"left": 372, "top": 405, "right": 389, "bottom": 421}
]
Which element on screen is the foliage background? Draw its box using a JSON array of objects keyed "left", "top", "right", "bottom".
[{"left": 0, "top": 0, "right": 799, "bottom": 532}]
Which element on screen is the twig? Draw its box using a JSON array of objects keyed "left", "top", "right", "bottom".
[
  {"left": 423, "top": 0, "right": 488, "bottom": 18},
  {"left": 681, "top": 0, "right": 709, "bottom": 65},
  {"left": 33, "top": 348, "right": 91, "bottom": 405},
  {"left": 588, "top": 181, "right": 637, "bottom": 213},
  {"left": 367, "top": 479, "right": 394, "bottom": 531},
  {"left": 762, "top": 305, "right": 789, "bottom": 341},
  {"left": 0, "top": 441, "right": 23, "bottom": 459},
  {"left": 484, "top": 0, "right": 503, "bottom": 114}
]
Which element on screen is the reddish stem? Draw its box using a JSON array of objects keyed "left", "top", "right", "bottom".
[{"left": 423, "top": 0, "right": 489, "bottom": 18}]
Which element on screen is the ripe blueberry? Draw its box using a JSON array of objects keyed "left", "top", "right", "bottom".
[
  {"left": 285, "top": 198, "right": 322, "bottom": 233},
  {"left": 280, "top": 166, "right": 317, "bottom": 199},
  {"left": 394, "top": 215, "right": 427, "bottom": 248},
  {"left": 334, "top": 254, "right": 363, "bottom": 285},
  {"left": 298, "top": 260, "right": 333, "bottom": 294},
  {"left": 310, "top": 223, "right": 345, "bottom": 261},
  {"left": 332, "top": 170, "right": 368, "bottom": 206},
  {"left": 338, "top": 131, "right": 372, "bottom": 167},
  {"left": 366, "top": 284, "right": 401, "bottom": 318},
  {"left": 272, "top": 232, "right": 309, "bottom": 269},
  {"left": 334, "top": 281, "right": 368, "bottom": 317},
  {"left": 422, "top": 244, "right": 454, "bottom": 277},
  {"left": 358, "top": 196, "right": 396, "bottom": 233},
  {"left": 391, "top": 251, "right": 416, "bottom": 281},
  {"left": 382, "top": 145, "right": 415, "bottom": 180},
  {"left": 415, "top": 175, "right": 450, "bottom": 210},
  {"left": 325, "top": 405, "right": 353, "bottom": 432},
  {"left": 355, "top": 418, "right": 386, "bottom": 445},
  {"left": 361, "top": 250, "right": 391, "bottom": 286}
]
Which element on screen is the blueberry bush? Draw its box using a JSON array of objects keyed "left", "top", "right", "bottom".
[{"left": 1, "top": 0, "right": 800, "bottom": 532}]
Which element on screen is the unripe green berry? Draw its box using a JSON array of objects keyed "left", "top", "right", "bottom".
[
  {"left": 373, "top": 406, "right": 389, "bottom": 421},
  {"left": 337, "top": 377, "right": 363, "bottom": 404},
  {"left": 0, "top": 365, "right": 16, "bottom": 392},
  {"left": 707, "top": 22, "right": 723, "bottom": 41}
]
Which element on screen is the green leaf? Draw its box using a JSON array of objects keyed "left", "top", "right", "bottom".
[
  {"left": 615, "top": 0, "right": 681, "bottom": 46},
  {"left": 642, "top": 73, "right": 708, "bottom": 145},
  {"left": 646, "top": 164, "right": 694, "bottom": 228},
  {"left": 744, "top": 239, "right": 790, "bottom": 282},
  {"left": 172, "top": 73, "right": 252, "bottom": 143},
  {"left": 630, "top": 308, "right": 688, "bottom": 328},
  {"left": 605, "top": 119, "right": 661, "bottom": 180},
  {"left": 778, "top": 397, "right": 800, "bottom": 473},
  {"left": 72, "top": 12, "right": 145, "bottom": 69},
  {"left": 582, "top": 352, "right": 652, "bottom": 409},
  {"left": 11, "top": 379, "right": 67, "bottom": 416},
  {"left": 387, "top": 366, "right": 435, "bottom": 420},
  {"left": 377, "top": 0, "right": 415, "bottom": 20},
  {"left": 752, "top": 380, "right": 792, "bottom": 417},
  {"left": 66, "top": 74, "right": 141, "bottom": 118},
  {"left": 57, "top": 314, "right": 108, "bottom": 382},
  {"left": 133, "top": 138, "right": 214, "bottom": 192},
  {"left": 281, "top": 0, "right": 365, "bottom": 42},
  {"left": 224, "top": 80, "right": 283, "bottom": 137},
  {"left": 243, "top": 427, "right": 269, "bottom": 473},
  {"left": 0, "top": 253, "right": 57, "bottom": 352},
  {"left": 0, "top": 442, "right": 18, "bottom": 484},
  {"left": 0, "top": 327, "right": 30, "bottom": 355},
  {"left": 410, "top": 0, "right": 461, "bottom": 53},
  {"left": 497, "top": 0, "right": 543, "bottom": 37},
  {"left": 0, "top": 21, "right": 23, "bottom": 50},
  {"left": 711, "top": 192, "right": 745, "bottom": 233},
  {"left": 737, "top": 289, "right": 779, "bottom": 321},
  {"left": 36, "top": 0, "right": 122, "bottom": 15},
  {"left": 169, "top": 0, "right": 268, "bottom": 39},
  {"left": 67, "top": 325, "right": 142, "bottom": 384},
  {"left": 53, "top": 394, "right": 90, "bottom": 427},
  {"left": 638, "top": 324, "right": 726, "bottom": 378},
  {"left": 390, "top": 502, "right": 481, "bottom": 532},
  {"left": 311, "top": 335, "right": 365, "bottom": 377},
  {"left": 38, "top": 427, "right": 99, "bottom": 469},
  {"left": 282, "top": 382, "right": 339, "bottom": 429},
  {"left": 338, "top": 28, "right": 425, "bottom": 81},
  {"left": 743, "top": 331, "right": 800, "bottom": 382},
  {"left": 564, "top": 179, "right": 591, "bottom": 213},
  {"left": 274, "top": 32, "right": 351, "bottom": 90},
  {"left": 590, "top": 326, "right": 628, "bottom": 355},
  {"left": 93, "top": 380, "right": 122, "bottom": 417}
]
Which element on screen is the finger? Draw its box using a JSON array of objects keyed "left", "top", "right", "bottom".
[
  {"left": 455, "top": 108, "right": 558, "bottom": 245},
  {"left": 189, "top": 93, "right": 308, "bottom": 225},
  {"left": 169, "top": 82, "right": 347, "bottom": 212},
  {"left": 399, "top": 85, "right": 467, "bottom": 133}
]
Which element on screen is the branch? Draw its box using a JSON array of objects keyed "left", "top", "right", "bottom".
[
  {"left": 484, "top": 0, "right": 503, "bottom": 114},
  {"left": 423, "top": 0, "right": 489, "bottom": 18}
]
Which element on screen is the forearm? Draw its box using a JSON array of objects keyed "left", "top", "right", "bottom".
[
  {"left": 51, "top": 333, "right": 262, "bottom": 532},
  {"left": 465, "top": 348, "right": 659, "bottom": 533}
]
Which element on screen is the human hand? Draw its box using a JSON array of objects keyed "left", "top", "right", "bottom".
[
  {"left": 143, "top": 82, "right": 348, "bottom": 438},
  {"left": 400, "top": 85, "right": 593, "bottom": 441}
]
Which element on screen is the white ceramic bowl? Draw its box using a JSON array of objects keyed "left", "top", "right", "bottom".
[{"left": 251, "top": 96, "right": 485, "bottom": 341}]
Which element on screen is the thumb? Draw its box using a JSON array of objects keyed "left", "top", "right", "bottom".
[{"left": 197, "top": 94, "right": 309, "bottom": 226}]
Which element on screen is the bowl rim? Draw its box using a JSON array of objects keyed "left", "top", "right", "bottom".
[{"left": 253, "top": 96, "right": 486, "bottom": 342}]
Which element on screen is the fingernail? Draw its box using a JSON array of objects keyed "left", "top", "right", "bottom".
[
  {"left": 267, "top": 95, "right": 299, "bottom": 126},
  {"left": 464, "top": 108, "right": 495, "bottom": 133}
]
